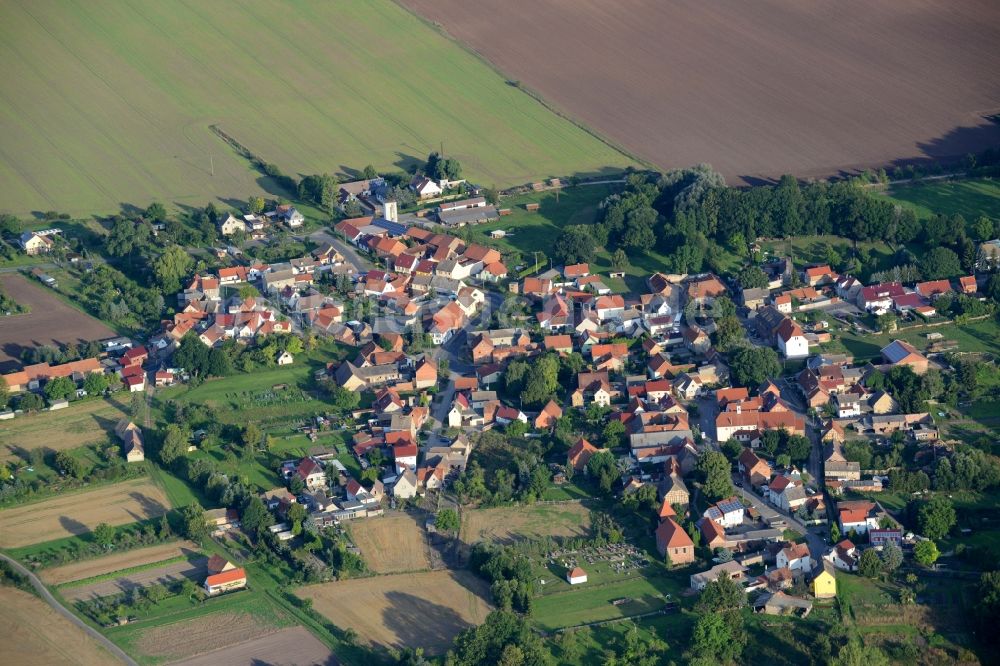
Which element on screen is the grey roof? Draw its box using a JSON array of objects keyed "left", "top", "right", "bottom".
[{"left": 438, "top": 205, "right": 500, "bottom": 226}]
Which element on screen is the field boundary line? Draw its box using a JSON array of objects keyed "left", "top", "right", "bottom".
[
  {"left": 55, "top": 554, "right": 195, "bottom": 589},
  {"left": 390, "top": 0, "right": 652, "bottom": 174},
  {"left": 0, "top": 552, "right": 137, "bottom": 666}
]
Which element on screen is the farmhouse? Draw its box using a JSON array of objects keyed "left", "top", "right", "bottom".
[
  {"left": 20, "top": 231, "right": 55, "bottom": 255},
  {"left": 115, "top": 420, "right": 145, "bottom": 463},
  {"left": 2, "top": 358, "right": 103, "bottom": 393},
  {"left": 204, "top": 566, "right": 247, "bottom": 595},
  {"left": 880, "top": 340, "right": 929, "bottom": 374}
]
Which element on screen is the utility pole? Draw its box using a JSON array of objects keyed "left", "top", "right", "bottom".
[{"left": 210, "top": 154, "right": 214, "bottom": 177}]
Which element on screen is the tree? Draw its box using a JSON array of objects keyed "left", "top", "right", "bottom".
[
  {"left": 875, "top": 311, "right": 897, "bottom": 333},
  {"left": 830, "top": 522, "right": 841, "bottom": 543},
  {"left": 436, "top": 508, "right": 460, "bottom": 534},
  {"left": 44, "top": 376, "right": 75, "bottom": 401},
  {"left": 153, "top": 245, "right": 194, "bottom": 294},
  {"left": 881, "top": 542, "right": 903, "bottom": 572},
  {"left": 242, "top": 423, "right": 262, "bottom": 449},
  {"left": 690, "top": 612, "right": 742, "bottom": 663},
  {"left": 552, "top": 227, "right": 595, "bottom": 265},
  {"left": 736, "top": 265, "right": 769, "bottom": 289},
  {"left": 83, "top": 372, "right": 109, "bottom": 396},
  {"left": 329, "top": 385, "right": 361, "bottom": 413},
  {"left": 424, "top": 152, "right": 461, "bottom": 181},
  {"left": 93, "top": 522, "right": 116, "bottom": 549},
  {"left": 729, "top": 346, "right": 781, "bottom": 388},
  {"left": 181, "top": 504, "right": 210, "bottom": 541},
  {"left": 913, "top": 540, "right": 940, "bottom": 567},
  {"left": 622, "top": 206, "right": 658, "bottom": 249},
  {"left": 287, "top": 502, "right": 307, "bottom": 535},
  {"left": 923, "top": 246, "right": 962, "bottom": 279},
  {"left": 831, "top": 638, "right": 889, "bottom": 666},
  {"left": 785, "top": 435, "right": 811, "bottom": 462},
  {"left": 698, "top": 451, "right": 733, "bottom": 501},
  {"left": 18, "top": 392, "right": 44, "bottom": 412},
  {"left": 362, "top": 164, "right": 379, "bottom": 180},
  {"left": 241, "top": 496, "right": 272, "bottom": 540},
  {"left": 918, "top": 496, "right": 956, "bottom": 540},
  {"left": 603, "top": 420, "right": 626, "bottom": 448},
  {"left": 586, "top": 450, "right": 621, "bottom": 494},
  {"left": 696, "top": 575, "right": 745, "bottom": 612},
  {"left": 54, "top": 451, "right": 85, "bottom": 479},
  {"left": 610, "top": 248, "right": 629, "bottom": 269},
  {"left": 158, "top": 424, "right": 189, "bottom": 468},
  {"left": 858, "top": 548, "right": 882, "bottom": 578},
  {"left": 144, "top": 202, "right": 168, "bottom": 223}
]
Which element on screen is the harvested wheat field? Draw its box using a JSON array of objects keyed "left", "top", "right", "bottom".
[
  {"left": 0, "top": 397, "right": 130, "bottom": 463},
  {"left": 461, "top": 501, "right": 591, "bottom": 545},
  {"left": 298, "top": 570, "right": 491, "bottom": 654},
  {"left": 0, "top": 587, "right": 117, "bottom": 666},
  {"left": 172, "top": 626, "right": 335, "bottom": 666},
  {"left": 349, "top": 514, "right": 430, "bottom": 573},
  {"left": 41, "top": 540, "right": 200, "bottom": 585},
  {"left": 0, "top": 274, "right": 115, "bottom": 368},
  {"left": 125, "top": 611, "right": 278, "bottom": 663},
  {"left": 404, "top": 0, "right": 1000, "bottom": 184},
  {"left": 0, "top": 479, "right": 171, "bottom": 548},
  {"left": 60, "top": 555, "right": 208, "bottom": 602}
]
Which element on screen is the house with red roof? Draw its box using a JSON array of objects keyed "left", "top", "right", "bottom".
[
  {"left": 534, "top": 399, "right": 562, "bottom": 430},
  {"left": 295, "top": 457, "right": 327, "bottom": 491},
  {"left": 204, "top": 566, "right": 247, "bottom": 595},
  {"left": 567, "top": 438, "right": 600, "bottom": 472},
  {"left": 915, "top": 279, "right": 953, "bottom": 300},
  {"left": 656, "top": 517, "right": 694, "bottom": 563}
]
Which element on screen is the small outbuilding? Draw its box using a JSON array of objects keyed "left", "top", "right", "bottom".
[
  {"left": 277, "top": 350, "right": 294, "bottom": 366},
  {"left": 567, "top": 567, "right": 588, "bottom": 585}
]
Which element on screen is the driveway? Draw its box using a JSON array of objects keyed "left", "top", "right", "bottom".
[
  {"left": 305, "top": 229, "right": 374, "bottom": 273},
  {"left": 734, "top": 481, "right": 827, "bottom": 560}
]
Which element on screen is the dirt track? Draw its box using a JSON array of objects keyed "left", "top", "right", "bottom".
[
  {"left": 171, "top": 627, "right": 336, "bottom": 666},
  {"left": 0, "top": 479, "right": 171, "bottom": 548},
  {"left": 403, "top": 0, "right": 1000, "bottom": 184},
  {"left": 0, "top": 273, "right": 115, "bottom": 368},
  {"left": 0, "top": 586, "right": 120, "bottom": 666}
]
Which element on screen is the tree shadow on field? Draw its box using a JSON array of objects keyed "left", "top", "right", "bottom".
[
  {"left": 339, "top": 165, "right": 362, "bottom": 180},
  {"left": 382, "top": 590, "right": 479, "bottom": 654},
  {"left": 59, "top": 515, "right": 90, "bottom": 536},
  {"left": 393, "top": 151, "right": 423, "bottom": 175},
  {"left": 128, "top": 491, "right": 168, "bottom": 518}
]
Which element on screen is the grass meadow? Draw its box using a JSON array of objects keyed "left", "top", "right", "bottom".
[
  {"left": 881, "top": 177, "right": 1000, "bottom": 220},
  {"left": 0, "top": 0, "right": 632, "bottom": 217}
]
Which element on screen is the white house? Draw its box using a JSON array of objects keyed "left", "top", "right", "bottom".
[
  {"left": 218, "top": 213, "right": 247, "bottom": 236},
  {"left": 776, "top": 542, "right": 812, "bottom": 573},
  {"left": 276, "top": 351, "right": 294, "bottom": 366},
  {"left": 703, "top": 497, "right": 745, "bottom": 529},
  {"left": 833, "top": 393, "right": 861, "bottom": 418},
  {"left": 566, "top": 567, "right": 588, "bottom": 585},
  {"left": 823, "top": 540, "right": 858, "bottom": 571},
  {"left": 776, "top": 319, "right": 809, "bottom": 358},
  {"left": 393, "top": 469, "right": 419, "bottom": 499}
]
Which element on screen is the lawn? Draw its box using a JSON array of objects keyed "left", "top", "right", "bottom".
[
  {"left": 153, "top": 340, "right": 350, "bottom": 427},
  {"left": 824, "top": 318, "right": 1000, "bottom": 361},
  {"left": 0, "top": 0, "right": 633, "bottom": 217},
  {"left": 0, "top": 395, "right": 130, "bottom": 463},
  {"left": 758, "top": 234, "right": 897, "bottom": 282},
  {"left": 530, "top": 571, "right": 680, "bottom": 631},
  {"left": 880, "top": 177, "right": 1000, "bottom": 220}
]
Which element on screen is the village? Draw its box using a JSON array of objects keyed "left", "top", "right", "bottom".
[{"left": 2, "top": 164, "right": 999, "bottom": 665}]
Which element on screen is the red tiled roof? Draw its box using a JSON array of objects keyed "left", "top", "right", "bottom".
[{"left": 205, "top": 567, "right": 246, "bottom": 587}]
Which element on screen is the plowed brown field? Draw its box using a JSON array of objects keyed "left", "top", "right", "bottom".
[
  {"left": 0, "top": 274, "right": 115, "bottom": 368},
  {"left": 403, "top": 0, "right": 1000, "bottom": 184}
]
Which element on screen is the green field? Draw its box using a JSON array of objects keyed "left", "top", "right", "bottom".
[
  {"left": 0, "top": 0, "right": 633, "bottom": 217},
  {"left": 530, "top": 572, "right": 680, "bottom": 631},
  {"left": 822, "top": 319, "right": 1000, "bottom": 361},
  {"left": 881, "top": 177, "right": 1000, "bottom": 220}
]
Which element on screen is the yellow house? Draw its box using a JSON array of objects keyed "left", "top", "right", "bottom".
[{"left": 812, "top": 560, "right": 837, "bottom": 598}]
